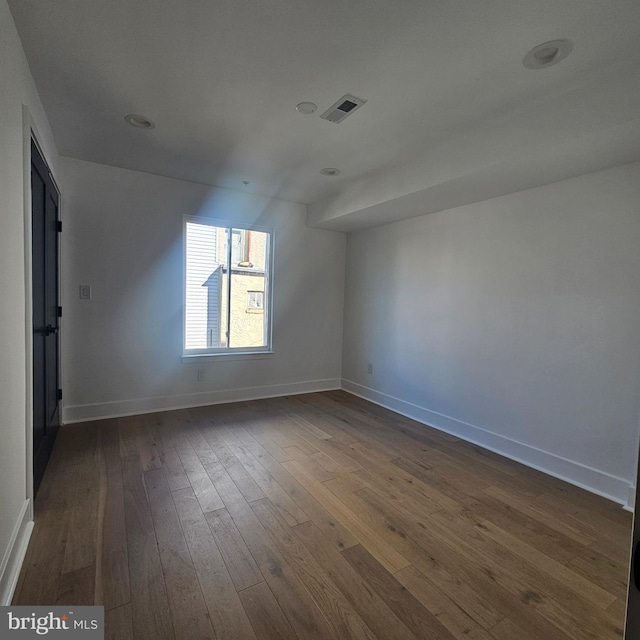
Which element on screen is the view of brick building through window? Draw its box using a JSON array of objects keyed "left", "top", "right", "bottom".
[{"left": 185, "top": 221, "right": 270, "bottom": 351}]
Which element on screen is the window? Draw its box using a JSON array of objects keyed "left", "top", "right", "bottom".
[
  {"left": 247, "top": 291, "right": 264, "bottom": 311},
  {"left": 184, "top": 218, "right": 272, "bottom": 354}
]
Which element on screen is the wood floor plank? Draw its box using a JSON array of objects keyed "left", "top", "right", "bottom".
[
  {"left": 351, "top": 485, "right": 515, "bottom": 630},
  {"left": 304, "top": 394, "right": 419, "bottom": 458},
  {"left": 119, "top": 417, "right": 141, "bottom": 459},
  {"left": 237, "top": 437, "right": 358, "bottom": 551},
  {"left": 105, "top": 604, "right": 133, "bottom": 640},
  {"left": 137, "top": 415, "right": 163, "bottom": 472},
  {"left": 395, "top": 565, "right": 497, "bottom": 640},
  {"left": 483, "top": 485, "right": 597, "bottom": 546},
  {"left": 285, "top": 424, "right": 363, "bottom": 472},
  {"left": 175, "top": 439, "right": 224, "bottom": 513},
  {"left": 566, "top": 549, "right": 629, "bottom": 600},
  {"left": 208, "top": 481, "right": 337, "bottom": 640},
  {"left": 236, "top": 421, "right": 296, "bottom": 463},
  {"left": 121, "top": 456, "right": 174, "bottom": 640},
  {"left": 259, "top": 420, "right": 303, "bottom": 450},
  {"left": 267, "top": 416, "right": 322, "bottom": 454},
  {"left": 489, "top": 618, "right": 543, "bottom": 640},
  {"left": 293, "top": 520, "right": 418, "bottom": 640},
  {"left": 97, "top": 423, "right": 130, "bottom": 610},
  {"left": 322, "top": 472, "right": 366, "bottom": 494},
  {"left": 590, "top": 532, "right": 633, "bottom": 565},
  {"left": 62, "top": 425, "right": 100, "bottom": 574},
  {"left": 172, "top": 488, "right": 258, "bottom": 640},
  {"left": 334, "top": 398, "right": 459, "bottom": 451},
  {"left": 357, "top": 480, "right": 609, "bottom": 640},
  {"left": 310, "top": 449, "right": 356, "bottom": 475},
  {"left": 453, "top": 488, "right": 582, "bottom": 563},
  {"left": 606, "top": 597, "right": 628, "bottom": 631},
  {"left": 160, "top": 448, "right": 190, "bottom": 492},
  {"left": 284, "top": 409, "right": 334, "bottom": 440},
  {"left": 205, "top": 507, "right": 263, "bottom": 591},
  {"left": 338, "top": 469, "right": 444, "bottom": 534},
  {"left": 421, "top": 446, "right": 546, "bottom": 500},
  {"left": 55, "top": 565, "right": 96, "bottom": 605},
  {"left": 184, "top": 413, "right": 220, "bottom": 466},
  {"left": 534, "top": 491, "right": 630, "bottom": 549},
  {"left": 281, "top": 445, "right": 335, "bottom": 481},
  {"left": 463, "top": 488, "right": 627, "bottom": 600},
  {"left": 424, "top": 508, "right": 622, "bottom": 640},
  {"left": 406, "top": 450, "right": 491, "bottom": 497},
  {"left": 283, "top": 459, "right": 410, "bottom": 573},
  {"left": 286, "top": 396, "right": 362, "bottom": 444},
  {"left": 238, "top": 582, "right": 297, "bottom": 640},
  {"left": 543, "top": 483, "right": 632, "bottom": 529},
  {"left": 152, "top": 411, "right": 182, "bottom": 451},
  {"left": 251, "top": 498, "right": 377, "bottom": 640},
  {"left": 352, "top": 460, "right": 457, "bottom": 515},
  {"left": 202, "top": 458, "right": 260, "bottom": 512},
  {"left": 438, "top": 506, "right": 617, "bottom": 610},
  {"left": 392, "top": 455, "right": 483, "bottom": 508},
  {"left": 144, "top": 468, "right": 215, "bottom": 640},
  {"left": 198, "top": 424, "right": 266, "bottom": 502},
  {"left": 218, "top": 427, "right": 310, "bottom": 526},
  {"left": 342, "top": 544, "right": 456, "bottom": 640}
]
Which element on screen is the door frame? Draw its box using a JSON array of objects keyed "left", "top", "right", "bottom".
[{"left": 22, "top": 106, "right": 63, "bottom": 516}]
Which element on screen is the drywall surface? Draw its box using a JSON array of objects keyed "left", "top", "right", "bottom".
[
  {"left": 308, "top": 60, "right": 640, "bottom": 232},
  {"left": 60, "top": 158, "right": 346, "bottom": 420},
  {"left": 0, "top": 0, "right": 59, "bottom": 602},
  {"left": 342, "top": 163, "right": 640, "bottom": 504}
]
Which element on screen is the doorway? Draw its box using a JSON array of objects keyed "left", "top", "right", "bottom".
[{"left": 31, "top": 138, "right": 60, "bottom": 496}]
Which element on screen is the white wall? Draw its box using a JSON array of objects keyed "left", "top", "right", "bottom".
[
  {"left": 0, "top": 0, "right": 59, "bottom": 603},
  {"left": 342, "top": 163, "right": 640, "bottom": 505},
  {"left": 60, "top": 158, "right": 346, "bottom": 421}
]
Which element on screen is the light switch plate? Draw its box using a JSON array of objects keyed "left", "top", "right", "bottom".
[{"left": 79, "top": 285, "right": 91, "bottom": 300}]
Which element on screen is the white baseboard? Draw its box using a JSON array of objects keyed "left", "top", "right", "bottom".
[
  {"left": 342, "top": 379, "right": 634, "bottom": 508},
  {"left": 63, "top": 378, "right": 341, "bottom": 423},
  {"left": 0, "top": 499, "right": 33, "bottom": 605}
]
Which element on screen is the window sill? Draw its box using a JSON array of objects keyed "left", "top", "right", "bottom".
[{"left": 182, "top": 351, "right": 274, "bottom": 364}]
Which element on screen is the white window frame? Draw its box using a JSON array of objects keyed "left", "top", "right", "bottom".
[
  {"left": 182, "top": 216, "right": 274, "bottom": 357},
  {"left": 247, "top": 290, "right": 264, "bottom": 310}
]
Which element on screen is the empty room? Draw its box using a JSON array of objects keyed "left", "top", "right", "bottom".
[{"left": 2, "top": 0, "right": 640, "bottom": 638}]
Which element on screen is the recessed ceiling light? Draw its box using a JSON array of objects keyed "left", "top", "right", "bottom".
[
  {"left": 296, "top": 102, "right": 318, "bottom": 115},
  {"left": 124, "top": 114, "right": 156, "bottom": 129},
  {"left": 523, "top": 40, "right": 572, "bottom": 69},
  {"left": 320, "top": 167, "right": 341, "bottom": 177}
]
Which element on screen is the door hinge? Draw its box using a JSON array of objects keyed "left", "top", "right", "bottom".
[
  {"left": 57, "top": 389, "right": 62, "bottom": 401},
  {"left": 57, "top": 220, "right": 62, "bottom": 232},
  {"left": 57, "top": 306, "right": 62, "bottom": 317}
]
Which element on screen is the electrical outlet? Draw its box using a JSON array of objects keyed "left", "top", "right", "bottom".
[
  {"left": 367, "top": 363, "right": 374, "bottom": 375},
  {"left": 79, "top": 285, "right": 91, "bottom": 300},
  {"left": 197, "top": 368, "right": 205, "bottom": 382}
]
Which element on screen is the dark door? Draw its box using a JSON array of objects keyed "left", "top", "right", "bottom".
[
  {"left": 626, "top": 446, "right": 640, "bottom": 639},
  {"left": 31, "top": 139, "right": 60, "bottom": 496}
]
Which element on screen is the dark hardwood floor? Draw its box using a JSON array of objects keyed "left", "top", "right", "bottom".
[{"left": 14, "top": 391, "right": 632, "bottom": 639}]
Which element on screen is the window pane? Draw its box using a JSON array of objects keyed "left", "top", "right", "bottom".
[
  {"left": 185, "top": 222, "right": 228, "bottom": 349},
  {"left": 228, "top": 229, "right": 269, "bottom": 349}
]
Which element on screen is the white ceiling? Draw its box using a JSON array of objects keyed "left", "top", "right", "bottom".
[{"left": 9, "top": 0, "right": 640, "bottom": 230}]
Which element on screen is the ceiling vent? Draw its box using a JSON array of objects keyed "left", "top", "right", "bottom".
[{"left": 320, "top": 94, "right": 367, "bottom": 124}]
